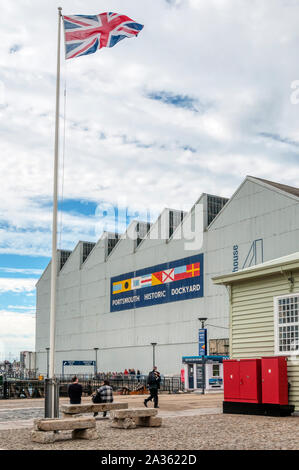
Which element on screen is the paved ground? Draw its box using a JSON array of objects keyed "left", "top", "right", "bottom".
[
  {"left": 0, "top": 393, "right": 298, "bottom": 450},
  {"left": 0, "top": 392, "right": 222, "bottom": 429},
  {"left": 0, "top": 392, "right": 222, "bottom": 412}
]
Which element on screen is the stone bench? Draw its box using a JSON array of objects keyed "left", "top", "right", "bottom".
[
  {"left": 110, "top": 408, "right": 162, "bottom": 429},
  {"left": 31, "top": 417, "right": 98, "bottom": 443},
  {"left": 61, "top": 402, "right": 128, "bottom": 418}
]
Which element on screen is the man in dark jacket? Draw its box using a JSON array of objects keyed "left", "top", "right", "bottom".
[
  {"left": 68, "top": 376, "right": 83, "bottom": 404},
  {"left": 144, "top": 366, "right": 161, "bottom": 408}
]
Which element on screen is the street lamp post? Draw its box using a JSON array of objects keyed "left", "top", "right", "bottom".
[
  {"left": 150, "top": 343, "right": 157, "bottom": 369},
  {"left": 198, "top": 317, "right": 207, "bottom": 330},
  {"left": 94, "top": 348, "right": 99, "bottom": 377},
  {"left": 198, "top": 317, "right": 207, "bottom": 395}
]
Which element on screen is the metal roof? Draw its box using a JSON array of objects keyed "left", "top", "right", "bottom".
[
  {"left": 249, "top": 176, "right": 299, "bottom": 198},
  {"left": 213, "top": 251, "right": 299, "bottom": 285}
]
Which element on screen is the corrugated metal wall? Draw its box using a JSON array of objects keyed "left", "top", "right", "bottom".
[
  {"left": 36, "top": 178, "right": 299, "bottom": 375},
  {"left": 231, "top": 272, "right": 299, "bottom": 410}
]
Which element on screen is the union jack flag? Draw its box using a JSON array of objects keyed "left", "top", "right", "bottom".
[{"left": 63, "top": 12, "right": 144, "bottom": 60}]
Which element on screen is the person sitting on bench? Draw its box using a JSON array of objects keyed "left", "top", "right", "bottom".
[{"left": 93, "top": 380, "right": 114, "bottom": 417}]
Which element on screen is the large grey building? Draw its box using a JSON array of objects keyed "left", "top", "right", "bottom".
[{"left": 35, "top": 176, "right": 299, "bottom": 376}]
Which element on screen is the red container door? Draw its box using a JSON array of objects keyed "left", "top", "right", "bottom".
[
  {"left": 223, "top": 360, "right": 240, "bottom": 401},
  {"left": 262, "top": 357, "right": 288, "bottom": 405},
  {"left": 239, "top": 359, "right": 262, "bottom": 403}
]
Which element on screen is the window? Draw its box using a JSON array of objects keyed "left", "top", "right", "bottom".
[
  {"left": 59, "top": 250, "right": 72, "bottom": 271},
  {"left": 212, "top": 364, "right": 220, "bottom": 377},
  {"left": 107, "top": 234, "right": 120, "bottom": 256},
  {"left": 82, "top": 242, "right": 96, "bottom": 264},
  {"left": 209, "top": 338, "right": 229, "bottom": 356},
  {"left": 275, "top": 293, "right": 299, "bottom": 355},
  {"left": 207, "top": 195, "right": 229, "bottom": 226},
  {"left": 169, "top": 210, "right": 185, "bottom": 239},
  {"left": 136, "top": 222, "right": 151, "bottom": 248}
]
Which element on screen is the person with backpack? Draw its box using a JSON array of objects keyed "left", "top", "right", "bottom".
[
  {"left": 92, "top": 379, "right": 114, "bottom": 418},
  {"left": 144, "top": 366, "right": 161, "bottom": 408}
]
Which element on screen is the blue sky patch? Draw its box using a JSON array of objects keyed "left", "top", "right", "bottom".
[
  {"left": 146, "top": 90, "right": 199, "bottom": 112},
  {"left": 260, "top": 132, "right": 299, "bottom": 148},
  {"left": 58, "top": 198, "right": 99, "bottom": 217},
  {"left": 0, "top": 254, "right": 49, "bottom": 273},
  {"left": 9, "top": 44, "right": 22, "bottom": 54}
]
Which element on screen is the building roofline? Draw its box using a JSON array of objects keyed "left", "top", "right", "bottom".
[
  {"left": 35, "top": 259, "right": 51, "bottom": 287},
  {"left": 135, "top": 207, "right": 178, "bottom": 251},
  {"left": 58, "top": 241, "right": 81, "bottom": 275},
  {"left": 207, "top": 175, "right": 299, "bottom": 231},
  {"left": 213, "top": 252, "right": 299, "bottom": 285},
  {"left": 37, "top": 175, "right": 299, "bottom": 284},
  {"left": 247, "top": 176, "right": 299, "bottom": 201},
  {"left": 104, "top": 226, "right": 130, "bottom": 260},
  {"left": 206, "top": 180, "right": 246, "bottom": 230}
]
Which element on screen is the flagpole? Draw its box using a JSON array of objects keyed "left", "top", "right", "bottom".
[{"left": 48, "top": 6, "right": 62, "bottom": 418}]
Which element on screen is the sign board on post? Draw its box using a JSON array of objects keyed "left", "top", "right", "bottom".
[
  {"left": 62, "top": 360, "right": 96, "bottom": 376},
  {"left": 198, "top": 328, "right": 207, "bottom": 356},
  {"left": 62, "top": 361, "right": 95, "bottom": 367}
]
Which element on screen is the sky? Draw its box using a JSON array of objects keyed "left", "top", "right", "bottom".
[{"left": 0, "top": 0, "right": 299, "bottom": 360}]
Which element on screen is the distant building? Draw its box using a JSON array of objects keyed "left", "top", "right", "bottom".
[
  {"left": 35, "top": 176, "right": 299, "bottom": 376},
  {"left": 20, "top": 351, "right": 36, "bottom": 375}
]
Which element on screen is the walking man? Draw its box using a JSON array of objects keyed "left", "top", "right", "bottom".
[
  {"left": 68, "top": 376, "right": 83, "bottom": 404},
  {"left": 93, "top": 379, "right": 114, "bottom": 418},
  {"left": 144, "top": 366, "right": 161, "bottom": 408}
]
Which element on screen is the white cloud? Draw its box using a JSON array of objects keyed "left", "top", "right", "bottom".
[
  {"left": 8, "top": 305, "right": 35, "bottom": 311},
  {"left": 0, "top": 278, "right": 37, "bottom": 293},
  {"left": 0, "top": 311, "right": 35, "bottom": 360},
  {"left": 0, "top": 268, "right": 43, "bottom": 275},
  {"left": 0, "top": 0, "right": 299, "bottom": 359},
  {"left": 0, "top": 0, "right": 298, "bottom": 259}
]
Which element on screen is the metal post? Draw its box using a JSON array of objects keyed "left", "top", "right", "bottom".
[
  {"left": 29, "top": 352, "right": 31, "bottom": 378},
  {"left": 201, "top": 356, "right": 205, "bottom": 395},
  {"left": 3, "top": 379, "right": 8, "bottom": 399},
  {"left": 45, "top": 379, "right": 60, "bottom": 418},
  {"left": 198, "top": 318, "right": 207, "bottom": 395},
  {"left": 151, "top": 342, "right": 157, "bottom": 369},
  {"left": 45, "top": 379, "right": 51, "bottom": 418},
  {"left": 94, "top": 348, "right": 99, "bottom": 376},
  {"left": 47, "top": 6, "right": 62, "bottom": 418},
  {"left": 46, "top": 348, "right": 50, "bottom": 378}
]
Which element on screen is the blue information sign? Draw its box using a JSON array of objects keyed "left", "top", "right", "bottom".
[
  {"left": 198, "top": 329, "right": 207, "bottom": 356},
  {"left": 62, "top": 360, "right": 96, "bottom": 376},
  {"left": 62, "top": 361, "right": 95, "bottom": 367},
  {"left": 110, "top": 254, "right": 204, "bottom": 312}
]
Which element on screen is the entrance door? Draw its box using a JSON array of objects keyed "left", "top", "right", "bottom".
[
  {"left": 196, "top": 363, "right": 205, "bottom": 389},
  {"left": 188, "top": 364, "right": 194, "bottom": 389}
]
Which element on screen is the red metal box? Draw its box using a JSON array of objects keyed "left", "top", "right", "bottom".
[
  {"left": 224, "top": 359, "right": 262, "bottom": 403},
  {"left": 239, "top": 359, "right": 262, "bottom": 403},
  {"left": 223, "top": 360, "right": 240, "bottom": 401},
  {"left": 261, "top": 356, "right": 288, "bottom": 405}
]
